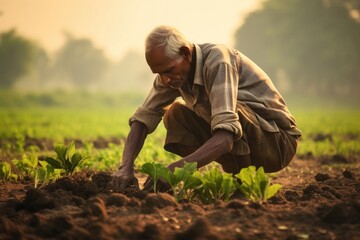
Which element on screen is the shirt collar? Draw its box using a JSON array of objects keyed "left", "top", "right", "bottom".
[{"left": 193, "top": 44, "right": 204, "bottom": 86}]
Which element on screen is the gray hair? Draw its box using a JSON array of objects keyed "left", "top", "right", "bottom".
[{"left": 145, "top": 25, "right": 192, "bottom": 59}]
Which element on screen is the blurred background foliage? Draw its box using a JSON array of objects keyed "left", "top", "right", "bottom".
[
  {"left": 0, "top": 0, "right": 359, "bottom": 107},
  {"left": 234, "top": 0, "right": 360, "bottom": 100}
]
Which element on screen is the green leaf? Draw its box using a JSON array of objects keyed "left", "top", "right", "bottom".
[
  {"left": 158, "top": 165, "right": 171, "bottom": 180},
  {"left": 69, "top": 153, "right": 83, "bottom": 174},
  {"left": 21, "top": 154, "right": 34, "bottom": 169},
  {"left": 182, "top": 162, "right": 197, "bottom": 173},
  {"left": 54, "top": 144, "right": 67, "bottom": 162},
  {"left": 238, "top": 184, "right": 252, "bottom": 200},
  {"left": 221, "top": 173, "right": 236, "bottom": 201},
  {"left": 255, "top": 167, "right": 269, "bottom": 200},
  {"left": 266, "top": 183, "right": 282, "bottom": 199},
  {"left": 235, "top": 165, "right": 256, "bottom": 188},
  {"left": 173, "top": 162, "right": 197, "bottom": 181},
  {"left": 140, "top": 162, "right": 156, "bottom": 179},
  {"left": 140, "top": 162, "right": 168, "bottom": 192},
  {"left": 20, "top": 154, "right": 39, "bottom": 169},
  {"left": 183, "top": 175, "right": 202, "bottom": 190},
  {"left": 0, "top": 162, "right": 11, "bottom": 180},
  {"left": 44, "top": 157, "right": 63, "bottom": 169},
  {"left": 235, "top": 166, "right": 283, "bottom": 203},
  {"left": 65, "top": 141, "right": 76, "bottom": 160},
  {"left": 210, "top": 168, "right": 223, "bottom": 191},
  {"left": 199, "top": 168, "right": 223, "bottom": 199},
  {"left": 163, "top": 170, "right": 181, "bottom": 188}
]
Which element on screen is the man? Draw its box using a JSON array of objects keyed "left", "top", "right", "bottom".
[{"left": 112, "top": 25, "right": 301, "bottom": 191}]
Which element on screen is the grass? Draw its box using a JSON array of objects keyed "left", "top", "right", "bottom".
[
  {"left": 0, "top": 91, "right": 359, "bottom": 172},
  {"left": 293, "top": 109, "right": 360, "bottom": 157}
]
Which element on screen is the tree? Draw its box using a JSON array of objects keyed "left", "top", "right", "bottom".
[
  {"left": 53, "top": 33, "right": 109, "bottom": 89},
  {"left": 0, "top": 29, "right": 36, "bottom": 88},
  {"left": 234, "top": 0, "right": 360, "bottom": 97}
]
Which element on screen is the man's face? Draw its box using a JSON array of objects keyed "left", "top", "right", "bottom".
[{"left": 145, "top": 46, "right": 191, "bottom": 89}]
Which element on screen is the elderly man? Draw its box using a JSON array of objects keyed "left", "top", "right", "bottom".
[{"left": 112, "top": 25, "right": 301, "bottom": 191}]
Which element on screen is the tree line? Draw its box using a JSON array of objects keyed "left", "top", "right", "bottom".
[
  {"left": 0, "top": 30, "right": 153, "bottom": 92},
  {"left": 1, "top": 0, "right": 359, "bottom": 99},
  {"left": 234, "top": 0, "right": 360, "bottom": 98}
]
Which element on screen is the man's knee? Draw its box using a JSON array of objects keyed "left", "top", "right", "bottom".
[{"left": 163, "top": 102, "right": 188, "bottom": 128}]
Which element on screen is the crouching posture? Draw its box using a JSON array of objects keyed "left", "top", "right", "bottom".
[{"left": 112, "top": 25, "right": 301, "bottom": 191}]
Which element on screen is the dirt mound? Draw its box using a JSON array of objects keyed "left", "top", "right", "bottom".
[
  {"left": 0, "top": 157, "right": 359, "bottom": 239},
  {"left": 319, "top": 200, "right": 360, "bottom": 224}
]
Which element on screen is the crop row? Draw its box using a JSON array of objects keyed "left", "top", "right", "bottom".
[
  {"left": 1, "top": 141, "right": 281, "bottom": 204},
  {"left": 1, "top": 107, "right": 359, "bottom": 160}
]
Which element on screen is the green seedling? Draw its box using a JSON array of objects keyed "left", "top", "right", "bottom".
[
  {"left": 166, "top": 162, "right": 202, "bottom": 201},
  {"left": 45, "top": 141, "right": 90, "bottom": 175},
  {"left": 34, "top": 160, "right": 61, "bottom": 188},
  {"left": 195, "top": 168, "right": 236, "bottom": 203},
  {"left": 235, "top": 166, "right": 282, "bottom": 203},
  {"left": 12, "top": 153, "right": 38, "bottom": 180},
  {"left": 139, "top": 163, "right": 282, "bottom": 203},
  {"left": 0, "top": 162, "right": 18, "bottom": 181},
  {"left": 140, "top": 162, "right": 169, "bottom": 193},
  {"left": 12, "top": 154, "right": 61, "bottom": 188},
  {"left": 140, "top": 162, "right": 202, "bottom": 201}
]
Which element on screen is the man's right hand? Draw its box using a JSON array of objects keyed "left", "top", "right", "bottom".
[
  {"left": 111, "top": 166, "right": 139, "bottom": 192},
  {"left": 112, "top": 121, "right": 148, "bottom": 192}
]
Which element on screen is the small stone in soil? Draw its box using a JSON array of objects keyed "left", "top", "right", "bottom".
[
  {"left": 343, "top": 170, "right": 354, "bottom": 179},
  {"left": 315, "top": 173, "right": 330, "bottom": 182}
]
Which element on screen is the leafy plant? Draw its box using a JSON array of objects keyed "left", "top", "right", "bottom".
[
  {"left": 12, "top": 153, "right": 38, "bottom": 180},
  {"left": 34, "top": 161, "right": 61, "bottom": 188},
  {"left": 0, "top": 162, "right": 18, "bottom": 181},
  {"left": 140, "top": 162, "right": 202, "bottom": 201},
  {"left": 195, "top": 168, "right": 236, "bottom": 203},
  {"left": 235, "top": 166, "right": 282, "bottom": 203},
  {"left": 140, "top": 162, "right": 169, "bottom": 193},
  {"left": 12, "top": 154, "right": 61, "bottom": 188},
  {"left": 45, "top": 141, "right": 90, "bottom": 175},
  {"left": 164, "top": 162, "right": 202, "bottom": 201},
  {"left": 140, "top": 163, "right": 283, "bottom": 204}
]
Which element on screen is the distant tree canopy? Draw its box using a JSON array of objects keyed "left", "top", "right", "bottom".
[
  {"left": 0, "top": 29, "right": 152, "bottom": 92},
  {"left": 53, "top": 34, "right": 109, "bottom": 88},
  {"left": 0, "top": 29, "right": 36, "bottom": 88},
  {"left": 234, "top": 0, "right": 360, "bottom": 97}
]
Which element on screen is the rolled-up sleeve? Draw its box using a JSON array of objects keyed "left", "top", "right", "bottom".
[
  {"left": 129, "top": 106, "right": 164, "bottom": 133},
  {"left": 129, "top": 75, "right": 180, "bottom": 134},
  {"left": 207, "top": 62, "right": 243, "bottom": 139}
]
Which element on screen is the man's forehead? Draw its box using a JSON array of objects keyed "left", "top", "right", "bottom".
[{"left": 146, "top": 47, "right": 173, "bottom": 72}]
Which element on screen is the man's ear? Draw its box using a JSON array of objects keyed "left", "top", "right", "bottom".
[{"left": 179, "top": 46, "right": 191, "bottom": 60}]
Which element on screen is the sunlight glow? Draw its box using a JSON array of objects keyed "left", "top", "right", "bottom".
[{"left": 0, "top": 0, "right": 260, "bottom": 60}]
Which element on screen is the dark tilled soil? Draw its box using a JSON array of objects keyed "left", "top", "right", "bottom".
[{"left": 0, "top": 156, "right": 359, "bottom": 240}]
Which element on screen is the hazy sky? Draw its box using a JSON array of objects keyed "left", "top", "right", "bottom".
[{"left": 0, "top": 0, "right": 260, "bottom": 60}]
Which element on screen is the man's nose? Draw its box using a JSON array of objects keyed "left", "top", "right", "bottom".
[{"left": 160, "top": 74, "right": 171, "bottom": 85}]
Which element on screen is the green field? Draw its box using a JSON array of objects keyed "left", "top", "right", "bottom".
[{"left": 1, "top": 92, "right": 359, "bottom": 173}]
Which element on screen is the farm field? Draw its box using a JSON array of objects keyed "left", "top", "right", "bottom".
[{"left": 0, "top": 92, "right": 359, "bottom": 239}]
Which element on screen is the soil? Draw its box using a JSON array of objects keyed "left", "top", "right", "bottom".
[{"left": 1, "top": 155, "right": 359, "bottom": 240}]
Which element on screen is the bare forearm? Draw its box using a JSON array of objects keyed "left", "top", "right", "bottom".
[
  {"left": 120, "top": 121, "right": 148, "bottom": 171},
  {"left": 169, "top": 130, "right": 234, "bottom": 171}
]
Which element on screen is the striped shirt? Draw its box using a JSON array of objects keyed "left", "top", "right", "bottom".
[{"left": 130, "top": 43, "right": 301, "bottom": 139}]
